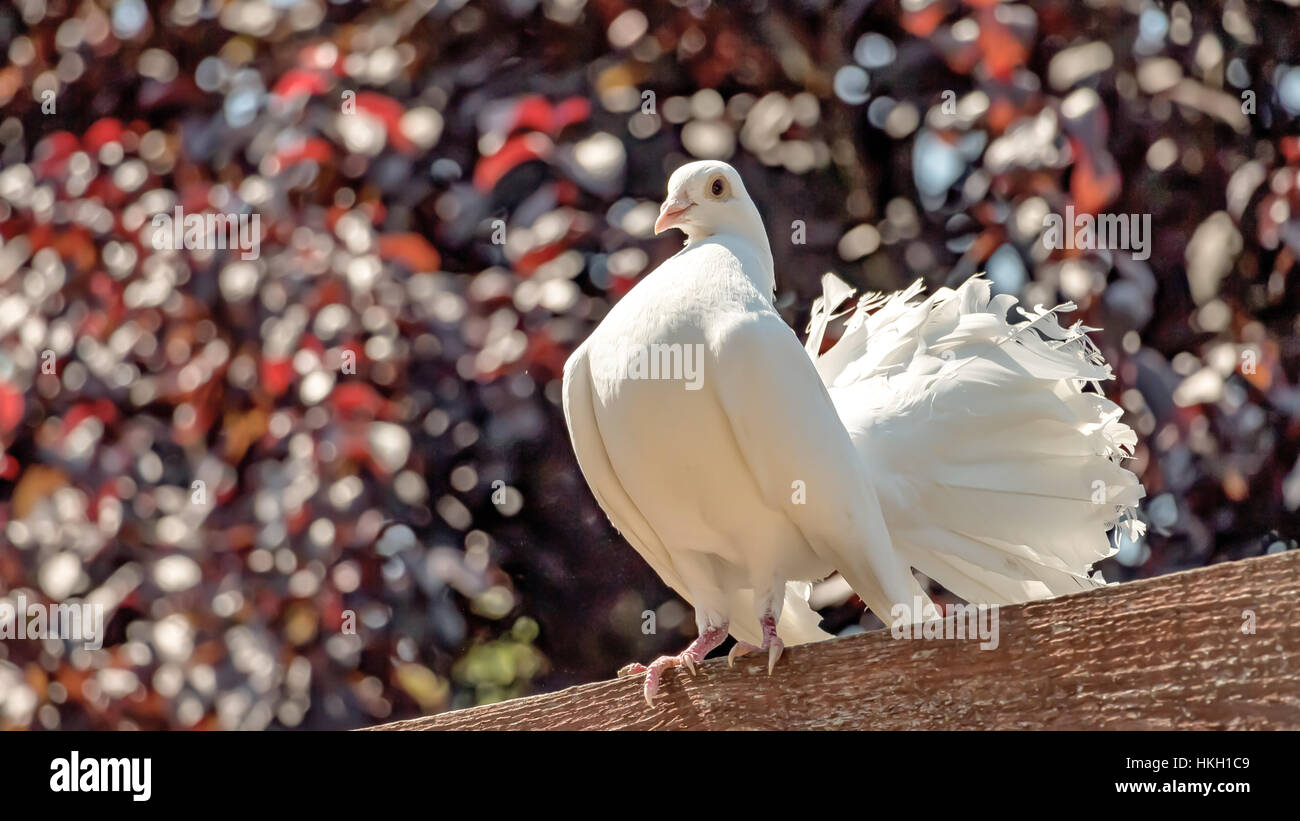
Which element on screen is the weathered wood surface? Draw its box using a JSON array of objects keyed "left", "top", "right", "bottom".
[{"left": 368, "top": 550, "right": 1300, "bottom": 730}]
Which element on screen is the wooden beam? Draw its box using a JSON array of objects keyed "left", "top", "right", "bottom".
[{"left": 366, "top": 550, "right": 1300, "bottom": 730}]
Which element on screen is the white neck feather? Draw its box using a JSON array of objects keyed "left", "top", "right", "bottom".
[{"left": 685, "top": 200, "right": 776, "bottom": 299}]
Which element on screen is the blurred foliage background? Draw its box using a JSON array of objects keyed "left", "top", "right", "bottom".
[{"left": 0, "top": 0, "right": 1298, "bottom": 729}]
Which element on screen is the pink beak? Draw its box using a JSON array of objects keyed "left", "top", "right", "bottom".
[{"left": 654, "top": 197, "right": 694, "bottom": 235}]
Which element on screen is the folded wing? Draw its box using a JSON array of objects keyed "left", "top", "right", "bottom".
[
  {"left": 712, "top": 311, "right": 937, "bottom": 623},
  {"left": 562, "top": 339, "right": 831, "bottom": 646}
]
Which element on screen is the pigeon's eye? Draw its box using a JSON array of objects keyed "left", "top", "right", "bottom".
[{"left": 709, "top": 177, "right": 727, "bottom": 198}]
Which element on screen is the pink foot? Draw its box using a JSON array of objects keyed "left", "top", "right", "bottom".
[
  {"left": 726, "top": 613, "right": 784, "bottom": 674},
  {"left": 618, "top": 624, "right": 728, "bottom": 707}
]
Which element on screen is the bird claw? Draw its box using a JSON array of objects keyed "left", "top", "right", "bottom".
[
  {"left": 767, "top": 638, "right": 784, "bottom": 675},
  {"left": 617, "top": 662, "right": 648, "bottom": 678},
  {"left": 727, "top": 641, "right": 759, "bottom": 667},
  {"left": 620, "top": 624, "right": 729, "bottom": 707},
  {"left": 621, "top": 653, "right": 694, "bottom": 707},
  {"left": 726, "top": 636, "right": 785, "bottom": 674}
]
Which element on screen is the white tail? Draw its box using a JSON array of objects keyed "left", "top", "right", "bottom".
[{"left": 809, "top": 273, "right": 1145, "bottom": 606}]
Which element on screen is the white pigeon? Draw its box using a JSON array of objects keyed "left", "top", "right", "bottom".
[{"left": 562, "top": 160, "right": 1144, "bottom": 706}]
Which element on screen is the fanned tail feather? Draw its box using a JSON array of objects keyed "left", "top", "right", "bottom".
[{"left": 814, "top": 273, "right": 1146, "bottom": 607}]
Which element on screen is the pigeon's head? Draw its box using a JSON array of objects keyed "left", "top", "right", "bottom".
[{"left": 655, "top": 161, "right": 764, "bottom": 244}]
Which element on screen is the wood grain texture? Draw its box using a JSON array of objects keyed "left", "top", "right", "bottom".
[{"left": 366, "top": 551, "right": 1300, "bottom": 730}]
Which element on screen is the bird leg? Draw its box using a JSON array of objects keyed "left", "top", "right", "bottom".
[
  {"left": 617, "top": 623, "right": 729, "bottom": 707},
  {"left": 727, "top": 611, "right": 784, "bottom": 674}
]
